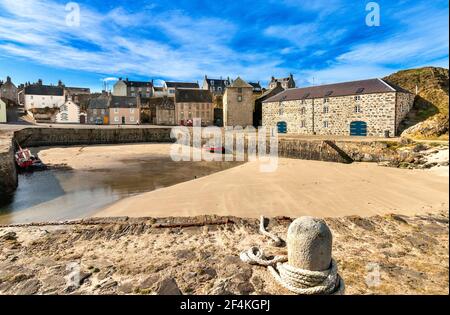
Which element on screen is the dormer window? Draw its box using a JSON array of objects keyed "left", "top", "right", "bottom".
[{"left": 355, "top": 95, "right": 361, "bottom": 101}]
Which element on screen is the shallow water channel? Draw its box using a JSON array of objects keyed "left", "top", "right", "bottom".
[{"left": 0, "top": 146, "right": 240, "bottom": 225}]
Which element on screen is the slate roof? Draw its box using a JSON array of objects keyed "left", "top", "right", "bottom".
[
  {"left": 88, "top": 97, "right": 109, "bottom": 109},
  {"left": 24, "top": 84, "right": 64, "bottom": 96},
  {"left": 204, "top": 77, "right": 230, "bottom": 89},
  {"left": 256, "top": 84, "right": 284, "bottom": 102},
  {"left": 110, "top": 96, "right": 138, "bottom": 108},
  {"left": 248, "top": 82, "right": 262, "bottom": 90},
  {"left": 175, "top": 89, "right": 213, "bottom": 103},
  {"left": 165, "top": 82, "right": 200, "bottom": 89},
  {"left": 66, "top": 87, "right": 91, "bottom": 94},
  {"left": 124, "top": 80, "right": 153, "bottom": 88},
  {"left": 151, "top": 97, "right": 175, "bottom": 110},
  {"left": 263, "top": 78, "right": 411, "bottom": 103},
  {"left": 229, "top": 77, "right": 253, "bottom": 88}
]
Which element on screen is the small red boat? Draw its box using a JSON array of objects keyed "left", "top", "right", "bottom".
[
  {"left": 202, "top": 144, "right": 226, "bottom": 154},
  {"left": 15, "top": 145, "right": 44, "bottom": 170}
]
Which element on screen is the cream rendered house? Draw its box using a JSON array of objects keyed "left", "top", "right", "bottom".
[
  {"left": 0, "top": 98, "right": 6, "bottom": 123},
  {"left": 55, "top": 98, "right": 80, "bottom": 123}
]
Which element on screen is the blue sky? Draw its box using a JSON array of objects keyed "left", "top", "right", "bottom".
[{"left": 0, "top": 0, "right": 448, "bottom": 92}]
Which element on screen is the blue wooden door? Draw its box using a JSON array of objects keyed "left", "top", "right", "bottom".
[
  {"left": 277, "top": 121, "right": 287, "bottom": 134},
  {"left": 350, "top": 121, "right": 367, "bottom": 136}
]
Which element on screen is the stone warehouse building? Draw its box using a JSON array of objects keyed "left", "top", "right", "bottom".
[
  {"left": 223, "top": 77, "right": 254, "bottom": 127},
  {"left": 263, "top": 78, "right": 415, "bottom": 137},
  {"left": 175, "top": 88, "right": 213, "bottom": 126}
]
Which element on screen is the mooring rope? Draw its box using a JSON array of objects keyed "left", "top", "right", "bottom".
[{"left": 239, "top": 216, "right": 345, "bottom": 295}]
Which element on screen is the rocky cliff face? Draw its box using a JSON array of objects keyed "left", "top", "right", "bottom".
[{"left": 384, "top": 67, "right": 449, "bottom": 140}]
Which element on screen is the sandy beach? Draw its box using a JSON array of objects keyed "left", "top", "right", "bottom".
[
  {"left": 95, "top": 155, "right": 449, "bottom": 218},
  {"left": 34, "top": 143, "right": 449, "bottom": 219}
]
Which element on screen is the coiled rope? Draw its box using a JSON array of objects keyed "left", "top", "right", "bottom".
[{"left": 239, "top": 216, "right": 345, "bottom": 295}]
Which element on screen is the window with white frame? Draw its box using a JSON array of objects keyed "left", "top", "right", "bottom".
[
  {"left": 130, "top": 116, "right": 134, "bottom": 122},
  {"left": 114, "top": 108, "right": 119, "bottom": 113},
  {"left": 301, "top": 120, "right": 306, "bottom": 128},
  {"left": 323, "top": 106, "right": 329, "bottom": 114},
  {"left": 279, "top": 103, "right": 284, "bottom": 115},
  {"left": 323, "top": 121, "right": 329, "bottom": 128},
  {"left": 324, "top": 98, "right": 329, "bottom": 103},
  {"left": 238, "top": 95, "right": 242, "bottom": 102},
  {"left": 300, "top": 107, "right": 306, "bottom": 115},
  {"left": 355, "top": 96, "right": 361, "bottom": 101},
  {"left": 354, "top": 105, "right": 362, "bottom": 113},
  {"left": 130, "top": 108, "right": 134, "bottom": 113},
  {"left": 114, "top": 116, "right": 119, "bottom": 122}
]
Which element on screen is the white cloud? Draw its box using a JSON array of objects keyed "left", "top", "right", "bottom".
[{"left": 0, "top": 0, "right": 288, "bottom": 83}]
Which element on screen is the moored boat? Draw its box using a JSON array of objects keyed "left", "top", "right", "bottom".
[{"left": 14, "top": 145, "right": 45, "bottom": 171}]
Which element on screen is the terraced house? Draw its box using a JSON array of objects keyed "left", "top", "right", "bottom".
[
  {"left": 263, "top": 78, "right": 415, "bottom": 137},
  {"left": 175, "top": 89, "right": 213, "bottom": 126}
]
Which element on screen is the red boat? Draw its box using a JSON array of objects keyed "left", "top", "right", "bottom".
[
  {"left": 202, "top": 144, "right": 226, "bottom": 154},
  {"left": 15, "top": 145, "right": 44, "bottom": 170}
]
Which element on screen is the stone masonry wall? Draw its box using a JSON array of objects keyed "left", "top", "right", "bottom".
[
  {"left": 223, "top": 87, "right": 254, "bottom": 127},
  {"left": 263, "top": 92, "right": 406, "bottom": 137},
  {"left": 0, "top": 132, "right": 18, "bottom": 202},
  {"left": 14, "top": 127, "right": 174, "bottom": 147},
  {"left": 395, "top": 92, "right": 416, "bottom": 132}
]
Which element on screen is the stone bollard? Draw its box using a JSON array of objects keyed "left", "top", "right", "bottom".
[
  {"left": 287, "top": 216, "right": 333, "bottom": 271},
  {"left": 240, "top": 215, "right": 343, "bottom": 294}
]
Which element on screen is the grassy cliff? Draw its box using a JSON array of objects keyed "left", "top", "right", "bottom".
[{"left": 384, "top": 67, "right": 449, "bottom": 140}]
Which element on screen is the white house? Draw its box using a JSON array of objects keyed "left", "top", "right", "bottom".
[
  {"left": 0, "top": 98, "right": 6, "bottom": 123},
  {"left": 24, "top": 80, "right": 65, "bottom": 111},
  {"left": 55, "top": 98, "right": 80, "bottom": 123}
]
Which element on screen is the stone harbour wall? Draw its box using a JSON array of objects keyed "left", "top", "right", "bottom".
[
  {"left": 0, "top": 132, "right": 18, "bottom": 203},
  {"left": 14, "top": 127, "right": 174, "bottom": 147}
]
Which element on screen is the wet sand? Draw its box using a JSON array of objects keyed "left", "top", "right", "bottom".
[
  {"left": 97, "top": 158, "right": 449, "bottom": 218},
  {"left": 0, "top": 144, "right": 241, "bottom": 224}
]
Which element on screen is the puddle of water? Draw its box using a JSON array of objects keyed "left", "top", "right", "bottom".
[{"left": 0, "top": 154, "right": 241, "bottom": 225}]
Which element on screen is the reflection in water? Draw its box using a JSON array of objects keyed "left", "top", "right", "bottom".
[{"left": 0, "top": 157, "right": 240, "bottom": 225}]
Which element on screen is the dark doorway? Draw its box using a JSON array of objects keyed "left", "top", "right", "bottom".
[{"left": 122, "top": 116, "right": 126, "bottom": 124}]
